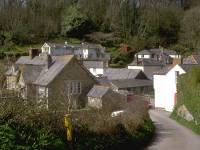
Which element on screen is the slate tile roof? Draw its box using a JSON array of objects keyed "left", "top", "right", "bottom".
[
  {"left": 183, "top": 55, "right": 200, "bottom": 65},
  {"left": 154, "top": 65, "right": 174, "bottom": 75},
  {"left": 111, "top": 79, "right": 153, "bottom": 89},
  {"left": 34, "top": 59, "right": 72, "bottom": 86},
  {"left": 15, "top": 55, "right": 74, "bottom": 86},
  {"left": 103, "top": 68, "right": 142, "bottom": 80},
  {"left": 87, "top": 85, "right": 109, "bottom": 98},
  {"left": 136, "top": 48, "right": 177, "bottom": 56},
  {"left": 83, "top": 61, "right": 104, "bottom": 69},
  {"left": 129, "top": 59, "right": 164, "bottom": 66},
  {"left": 16, "top": 56, "right": 50, "bottom": 65}
]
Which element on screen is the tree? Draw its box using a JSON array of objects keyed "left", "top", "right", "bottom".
[
  {"left": 180, "top": 7, "right": 200, "bottom": 51},
  {"left": 61, "top": 5, "right": 94, "bottom": 38}
]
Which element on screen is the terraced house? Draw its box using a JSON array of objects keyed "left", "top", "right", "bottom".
[{"left": 5, "top": 49, "right": 97, "bottom": 110}]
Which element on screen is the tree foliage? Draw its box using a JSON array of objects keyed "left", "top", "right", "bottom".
[{"left": 0, "top": 0, "right": 200, "bottom": 54}]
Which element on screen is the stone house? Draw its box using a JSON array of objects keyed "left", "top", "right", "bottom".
[
  {"left": 87, "top": 85, "right": 126, "bottom": 111},
  {"left": 5, "top": 49, "right": 97, "bottom": 110}
]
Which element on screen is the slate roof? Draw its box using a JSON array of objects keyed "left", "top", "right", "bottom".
[
  {"left": 87, "top": 85, "right": 109, "bottom": 98},
  {"left": 34, "top": 55, "right": 74, "bottom": 86},
  {"left": 136, "top": 50, "right": 152, "bottom": 55},
  {"left": 111, "top": 79, "right": 153, "bottom": 89},
  {"left": 96, "top": 77, "right": 111, "bottom": 86},
  {"left": 16, "top": 56, "right": 51, "bottom": 65},
  {"left": 136, "top": 48, "right": 177, "bottom": 56},
  {"left": 129, "top": 59, "right": 164, "bottom": 66},
  {"left": 154, "top": 64, "right": 200, "bottom": 75},
  {"left": 22, "top": 65, "right": 44, "bottom": 84},
  {"left": 150, "top": 49, "right": 177, "bottom": 55},
  {"left": 183, "top": 55, "right": 200, "bottom": 65},
  {"left": 103, "top": 68, "right": 142, "bottom": 80},
  {"left": 14, "top": 55, "right": 74, "bottom": 86},
  {"left": 83, "top": 61, "right": 104, "bottom": 69},
  {"left": 154, "top": 65, "right": 174, "bottom": 75}
]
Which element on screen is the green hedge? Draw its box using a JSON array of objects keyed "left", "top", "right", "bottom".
[{"left": 72, "top": 119, "right": 155, "bottom": 150}]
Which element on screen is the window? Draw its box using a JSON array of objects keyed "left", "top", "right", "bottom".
[{"left": 67, "top": 81, "right": 81, "bottom": 95}]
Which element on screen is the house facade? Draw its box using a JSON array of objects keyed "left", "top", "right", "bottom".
[
  {"left": 153, "top": 64, "right": 187, "bottom": 112},
  {"left": 5, "top": 49, "right": 97, "bottom": 110}
]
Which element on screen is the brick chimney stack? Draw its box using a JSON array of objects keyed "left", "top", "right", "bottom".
[{"left": 29, "top": 48, "right": 39, "bottom": 59}]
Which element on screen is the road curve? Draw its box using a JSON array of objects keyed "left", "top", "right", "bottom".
[{"left": 146, "top": 109, "right": 200, "bottom": 150}]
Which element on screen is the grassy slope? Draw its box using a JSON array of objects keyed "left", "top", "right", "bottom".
[{"left": 172, "top": 67, "right": 200, "bottom": 135}]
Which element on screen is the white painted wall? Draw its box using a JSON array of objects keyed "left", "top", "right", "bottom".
[
  {"left": 89, "top": 68, "right": 104, "bottom": 77},
  {"left": 138, "top": 54, "right": 151, "bottom": 59},
  {"left": 169, "top": 55, "right": 181, "bottom": 59},
  {"left": 127, "top": 66, "right": 144, "bottom": 71},
  {"left": 41, "top": 43, "right": 51, "bottom": 54},
  {"left": 154, "top": 65, "right": 186, "bottom": 112},
  {"left": 83, "top": 49, "right": 89, "bottom": 59}
]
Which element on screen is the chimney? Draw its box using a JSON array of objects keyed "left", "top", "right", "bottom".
[
  {"left": 46, "top": 54, "right": 53, "bottom": 69},
  {"left": 29, "top": 48, "right": 39, "bottom": 59}
]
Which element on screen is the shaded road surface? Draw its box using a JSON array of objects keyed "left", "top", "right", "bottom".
[{"left": 146, "top": 109, "right": 200, "bottom": 150}]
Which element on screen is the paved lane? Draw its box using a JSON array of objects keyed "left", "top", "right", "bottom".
[{"left": 146, "top": 109, "right": 200, "bottom": 150}]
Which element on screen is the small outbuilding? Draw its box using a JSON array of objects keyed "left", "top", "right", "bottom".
[{"left": 87, "top": 85, "right": 126, "bottom": 111}]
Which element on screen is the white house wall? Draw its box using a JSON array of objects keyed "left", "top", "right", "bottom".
[
  {"left": 128, "top": 66, "right": 144, "bottom": 71},
  {"left": 41, "top": 43, "right": 51, "bottom": 54},
  {"left": 89, "top": 68, "right": 104, "bottom": 77},
  {"left": 154, "top": 65, "right": 186, "bottom": 112},
  {"left": 138, "top": 54, "right": 151, "bottom": 59}
]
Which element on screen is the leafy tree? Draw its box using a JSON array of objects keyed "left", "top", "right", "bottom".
[
  {"left": 180, "top": 7, "right": 200, "bottom": 51},
  {"left": 61, "top": 5, "right": 94, "bottom": 38}
]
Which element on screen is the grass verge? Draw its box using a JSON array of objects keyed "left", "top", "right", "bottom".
[{"left": 171, "top": 113, "right": 200, "bottom": 135}]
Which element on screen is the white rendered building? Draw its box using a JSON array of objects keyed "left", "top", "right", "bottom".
[{"left": 153, "top": 64, "right": 187, "bottom": 112}]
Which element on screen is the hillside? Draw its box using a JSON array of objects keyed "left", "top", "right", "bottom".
[
  {"left": 0, "top": 0, "right": 200, "bottom": 58},
  {"left": 172, "top": 67, "right": 200, "bottom": 134}
]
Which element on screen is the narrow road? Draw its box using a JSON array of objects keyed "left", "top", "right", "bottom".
[{"left": 146, "top": 109, "right": 200, "bottom": 150}]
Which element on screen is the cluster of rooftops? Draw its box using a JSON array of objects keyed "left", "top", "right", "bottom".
[{"left": 4, "top": 41, "right": 200, "bottom": 110}]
